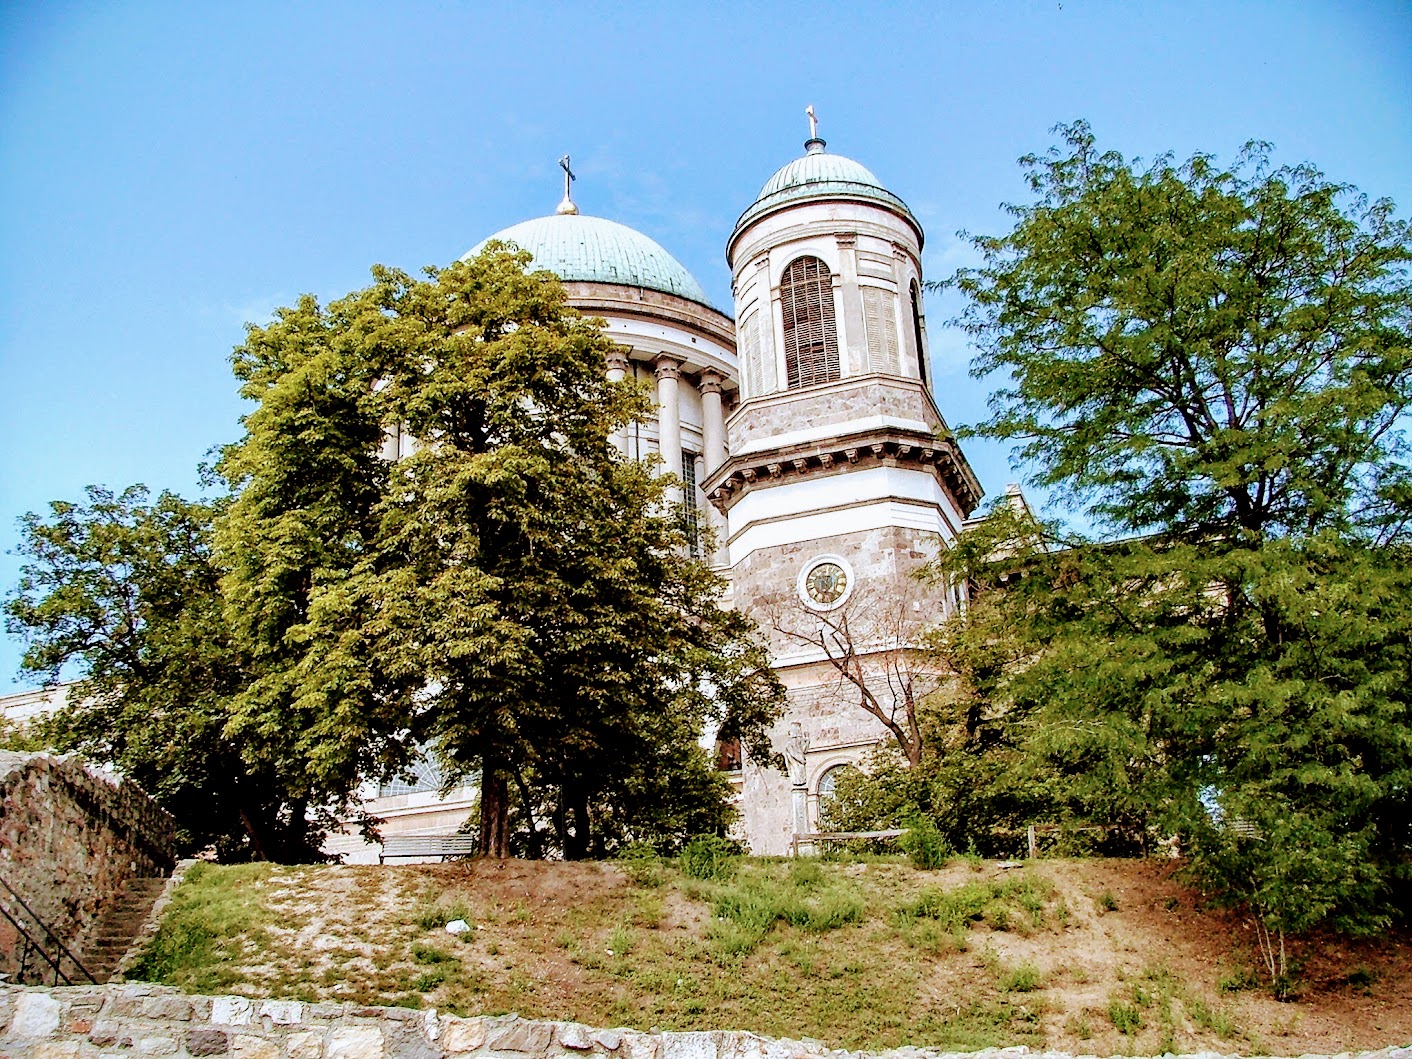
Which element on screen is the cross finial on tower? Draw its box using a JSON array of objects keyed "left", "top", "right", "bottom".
[
  {"left": 804, "top": 105, "right": 826, "bottom": 154},
  {"left": 556, "top": 154, "right": 579, "bottom": 215}
]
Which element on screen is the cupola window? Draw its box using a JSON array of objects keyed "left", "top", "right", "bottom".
[{"left": 780, "top": 256, "right": 840, "bottom": 389}]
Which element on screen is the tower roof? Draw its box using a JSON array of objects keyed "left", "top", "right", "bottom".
[
  {"left": 465, "top": 214, "right": 715, "bottom": 309},
  {"left": 730, "top": 139, "right": 922, "bottom": 253}
]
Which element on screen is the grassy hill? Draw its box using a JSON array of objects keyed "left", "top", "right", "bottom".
[{"left": 127, "top": 855, "right": 1411, "bottom": 1055}]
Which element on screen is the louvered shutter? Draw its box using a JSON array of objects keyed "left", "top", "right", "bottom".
[
  {"left": 863, "top": 287, "right": 901, "bottom": 374},
  {"left": 780, "top": 257, "right": 840, "bottom": 389}
]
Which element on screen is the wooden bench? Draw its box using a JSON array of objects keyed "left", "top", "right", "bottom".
[{"left": 378, "top": 834, "right": 481, "bottom": 863}]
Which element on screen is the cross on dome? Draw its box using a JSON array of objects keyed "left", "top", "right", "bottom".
[
  {"left": 556, "top": 154, "right": 579, "bottom": 215},
  {"left": 804, "top": 105, "right": 826, "bottom": 155}
]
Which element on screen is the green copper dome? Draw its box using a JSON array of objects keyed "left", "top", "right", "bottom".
[
  {"left": 466, "top": 214, "right": 714, "bottom": 308},
  {"left": 731, "top": 140, "right": 921, "bottom": 249}
]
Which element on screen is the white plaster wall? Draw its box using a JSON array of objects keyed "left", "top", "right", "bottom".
[{"left": 727, "top": 464, "right": 966, "bottom": 562}]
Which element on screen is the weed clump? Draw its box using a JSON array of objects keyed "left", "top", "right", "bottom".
[
  {"left": 680, "top": 835, "right": 741, "bottom": 881},
  {"left": 1108, "top": 997, "right": 1142, "bottom": 1034},
  {"left": 898, "top": 817, "right": 949, "bottom": 869},
  {"left": 618, "top": 842, "right": 665, "bottom": 887},
  {"left": 700, "top": 862, "right": 865, "bottom": 960},
  {"left": 998, "top": 961, "right": 1043, "bottom": 993},
  {"left": 894, "top": 874, "right": 1056, "bottom": 937},
  {"left": 413, "top": 899, "right": 473, "bottom": 931}
]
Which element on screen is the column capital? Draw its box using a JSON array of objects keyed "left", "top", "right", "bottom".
[
  {"left": 835, "top": 232, "right": 858, "bottom": 249},
  {"left": 699, "top": 369, "right": 725, "bottom": 396},
  {"left": 653, "top": 355, "right": 684, "bottom": 381},
  {"left": 605, "top": 348, "right": 631, "bottom": 374}
]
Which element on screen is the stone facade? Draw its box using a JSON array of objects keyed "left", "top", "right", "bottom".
[
  {"left": 0, "top": 753, "right": 177, "bottom": 980},
  {"left": 727, "top": 526, "right": 954, "bottom": 853},
  {"left": 725, "top": 377, "right": 946, "bottom": 451},
  {"left": 4, "top": 984, "right": 1402, "bottom": 1059}
]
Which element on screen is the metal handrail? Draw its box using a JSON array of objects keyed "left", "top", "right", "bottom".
[{"left": 0, "top": 873, "right": 98, "bottom": 985}]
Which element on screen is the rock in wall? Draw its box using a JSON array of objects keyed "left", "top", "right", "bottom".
[{"left": 1, "top": 983, "right": 1407, "bottom": 1059}]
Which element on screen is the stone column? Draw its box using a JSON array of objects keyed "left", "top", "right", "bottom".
[
  {"left": 835, "top": 233, "right": 867, "bottom": 378},
  {"left": 654, "top": 355, "right": 684, "bottom": 502},
  {"left": 699, "top": 370, "right": 727, "bottom": 472},
  {"left": 606, "top": 348, "right": 631, "bottom": 456},
  {"left": 699, "top": 370, "right": 729, "bottom": 566}
]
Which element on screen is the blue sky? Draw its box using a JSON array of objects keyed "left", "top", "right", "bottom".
[{"left": 2, "top": 1, "right": 1409, "bottom": 689}]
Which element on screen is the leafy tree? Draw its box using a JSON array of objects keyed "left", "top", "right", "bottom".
[
  {"left": 4, "top": 487, "right": 340, "bottom": 860},
  {"left": 954, "top": 121, "right": 1412, "bottom": 542},
  {"left": 214, "top": 278, "right": 415, "bottom": 856},
  {"left": 220, "top": 246, "right": 784, "bottom": 858},
  {"left": 927, "top": 122, "right": 1412, "bottom": 956}
]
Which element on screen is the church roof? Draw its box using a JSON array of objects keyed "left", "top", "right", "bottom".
[
  {"left": 465, "top": 214, "right": 715, "bottom": 309},
  {"left": 731, "top": 140, "right": 922, "bottom": 248}
]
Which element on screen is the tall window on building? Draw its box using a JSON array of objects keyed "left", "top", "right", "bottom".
[
  {"left": 780, "top": 256, "right": 840, "bottom": 389},
  {"left": 910, "top": 281, "right": 929, "bottom": 387},
  {"left": 863, "top": 287, "right": 901, "bottom": 374},
  {"left": 681, "top": 451, "right": 703, "bottom": 557}
]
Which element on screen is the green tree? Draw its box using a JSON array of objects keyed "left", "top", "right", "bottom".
[
  {"left": 220, "top": 246, "right": 784, "bottom": 858},
  {"left": 930, "top": 122, "right": 1412, "bottom": 955},
  {"left": 4, "top": 487, "right": 342, "bottom": 859}
]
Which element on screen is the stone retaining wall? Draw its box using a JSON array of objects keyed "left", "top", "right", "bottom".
[
  {"left": 1, "top": 984, "right": 1408, "bottom": 1059},
  {"left": 0, "top": 752, "right": 178, "bottom": 979}
]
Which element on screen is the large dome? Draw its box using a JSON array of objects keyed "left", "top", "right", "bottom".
[
  {"left": 465, "top": 214, "right": 714, "bottom": 308},
  {"left": 731, "top": 140, "right": 921, "bottom": 247}
]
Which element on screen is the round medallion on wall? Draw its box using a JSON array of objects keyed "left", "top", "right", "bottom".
[{"left": 798, "top": 554, "right": 855, "bottom": 611}]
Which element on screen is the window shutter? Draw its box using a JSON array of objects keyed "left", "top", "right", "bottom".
[
  {"left": 780, "top": 256, "right": 840, "bottom": 389},
  {"left": 863, "top": 287, "right": 901, "bottom": 374}
]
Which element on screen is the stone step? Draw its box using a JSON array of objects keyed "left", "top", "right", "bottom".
[{"left": 80, "top": 876, "right": 169, "bottom": 983}]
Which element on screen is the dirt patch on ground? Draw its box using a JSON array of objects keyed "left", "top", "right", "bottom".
[{"left": 132, "top": 857, "right": 1411, "bottom": 1054}]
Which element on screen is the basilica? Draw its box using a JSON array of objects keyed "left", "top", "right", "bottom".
[{"left": 328, "top": 119, "right": 986, "bottom": 858}]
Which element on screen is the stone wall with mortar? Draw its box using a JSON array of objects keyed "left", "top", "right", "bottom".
[
  {"left": 0, "top": 753, "right": 178, "bottom": 979},
  {"left": 2, "top": 984, "right": 1405, "bottom": 1059}
]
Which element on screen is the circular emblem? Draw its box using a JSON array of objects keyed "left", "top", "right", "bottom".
[{"left": 798, "top": 554, "right": 855, "bottom": 611}]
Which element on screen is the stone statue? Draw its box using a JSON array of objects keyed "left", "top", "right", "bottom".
[{"left": 784, "top": 721, "right": 808, "bottom": 787}]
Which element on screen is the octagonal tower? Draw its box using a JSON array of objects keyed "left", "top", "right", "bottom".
[{"left": 705, "top": 128, "right": 983, "bottom": 853}]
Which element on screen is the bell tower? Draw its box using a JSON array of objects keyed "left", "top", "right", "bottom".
[{"left": 704, "top": 116, "right": 983, "bottom": 854}]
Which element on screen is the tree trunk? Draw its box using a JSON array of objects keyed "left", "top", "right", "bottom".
[
  {"left": 511, "top": 767, "right": 544, "bottom": 860},
  {"left": 563, "top": 786, "right": 591, "bottom": 860},
  {"left": 479, "top": 769, "right": 510, "bottom": 858},
  {"left": 237, "top": 806, "right": 271, "bottom": 862}
]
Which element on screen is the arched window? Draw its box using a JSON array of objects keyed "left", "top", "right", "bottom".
[
  {"left": 780, "top": 256, "right": 840, "bottom": 389},
  {"left": 910, "top": 281, "right": 929, "bottom": 387}
]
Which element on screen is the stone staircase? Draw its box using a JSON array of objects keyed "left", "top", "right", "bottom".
[{"left": 80, "top": 877, "right": 168, "bottom": 982}]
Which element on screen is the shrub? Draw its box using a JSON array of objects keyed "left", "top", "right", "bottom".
[
  {"left": 898, "top": 816, "right": 950, "bottom": 869},
  {"left": 618, "top": 842, "right": 665, "bottom": 887},
  {"left": 680, "top": 834, "right": 741, "bottom": 880}
]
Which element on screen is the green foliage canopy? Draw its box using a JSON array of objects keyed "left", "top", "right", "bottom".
[
  {"left": 8, "top": 247, "right": 783, "bottom": 862},
  {"left": 216, "top": 246, "right": 784, "bottom": 859},
  {"left": 4, "top": 487, "right": 332, "bottom": 859},
  {"left": 911, "top": 123, "right": 1412, "bottom": 941}
]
